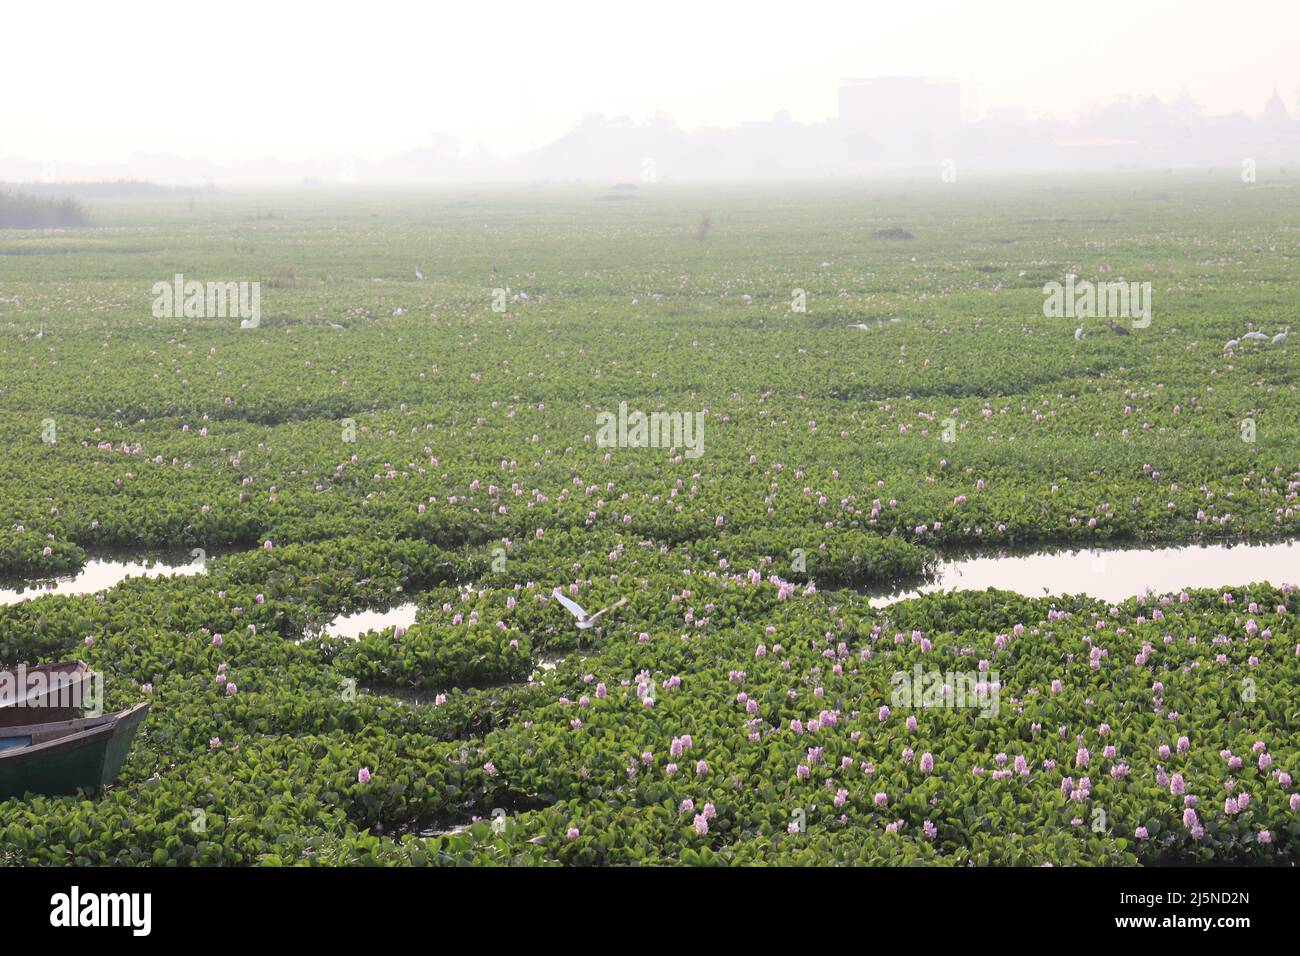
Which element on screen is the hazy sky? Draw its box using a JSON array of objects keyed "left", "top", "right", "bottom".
[{"left": 5, "top": 0, "right": 1298, "bottom": 164}]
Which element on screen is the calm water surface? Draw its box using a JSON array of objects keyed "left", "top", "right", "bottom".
[{"left": 867, "top": 539, "right": 1298, "bottom": 607}]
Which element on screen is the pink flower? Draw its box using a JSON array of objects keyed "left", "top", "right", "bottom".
[
  {"left": 224, "top": 682, "right": 238, "bottom": 696},
  {"left": 920, "top": 752, "right": 934, "bottom": 774},
  {"left": 693, "top": 813, "right": 709, "bottom": 835},
  {"left": 209, "top": 737, "right": 222, "bottom": 749},
  {"left": 566, "top": 827, "right": 580, "bottom": 840},
  {"left": 357, "top": 767, "right": 371, "bottom": 784}
]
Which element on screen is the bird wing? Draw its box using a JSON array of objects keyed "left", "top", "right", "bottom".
[
  {"left": 552, "top": 590, "right": 587, "bottom": 619},
  {"left": 585, "top": 597, "right": 628, "bottom": 623}
]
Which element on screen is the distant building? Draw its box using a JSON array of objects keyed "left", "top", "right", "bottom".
[
  {"left": 1263, "top": 86, "right": 1290, "bottom": 124},
  {"left": 838, "top": 76, "right": 961, "bottom": 149}
]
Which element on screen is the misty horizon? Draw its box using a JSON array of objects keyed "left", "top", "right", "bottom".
[
  {"left": 5, "top": 80, "right": 1299, "bottom": 186},
  {"left": 5, "top": 0, "right": 1300, "bottom": 184}
]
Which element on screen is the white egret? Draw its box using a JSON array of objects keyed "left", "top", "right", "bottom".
[
  {"left": 1074, "top": 324, "right": 1084, "bottom": 340},
  {"left": 1242, "top": 331, "right": 1269, "bottom": 341},
  {"left": 1273, "top": 326, "right": 1290, "bottom": 344},
  {"left": 415, "top": 268, "right": 424, "bottom": 280},
  {"left": 552, "top": 589, "right": 627, "bottom": 631},
  {"left": 1224, "top": 339, "right": 1239, "bottom": 350}
]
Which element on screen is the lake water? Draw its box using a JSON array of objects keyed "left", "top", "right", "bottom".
[
  {"left": 0, "top": 552, "right": 209, "bottom": 605},
  {"left": 319, "top": 602, "right": 419, "bottom": 639},
  {"left": 867, "top": 538, "right": 1298, "bottom": 607},
  {"left": 3, "top": 539, "right": 1293, "bottom": 620}
]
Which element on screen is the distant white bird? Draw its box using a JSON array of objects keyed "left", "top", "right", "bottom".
[
  {"left": 239, "top": 319, "right": 258, "bottom": 329},
  {"left": 415, "top": 268, "right": 424, "bottom": 280},
  {"left": 35, "top": 321, "right": 44, "bottom": 340},
  {"left": 1074, "top": 323, "right": 1084, "bottom": 340},
  {"left": 326, "top": 320, "right": 345, "bottom": 330},
  {"left": 1224, "top": 338, "right": 1239, "bottom": 350},
  {"left": 1273, "top": 326, "right": 1290, "bottom": 344},
  {"left": 391, "top": 307, "right": 406, "bottom": 317},
  {"left": 552, "top": 589, "right": 627, "bottom": 631},
  {"left": 848, "top": 322, "right": 871, "bottom": 330},
  {"left": 1242, "top": 331, "right": 1269, "bottom": 341}
]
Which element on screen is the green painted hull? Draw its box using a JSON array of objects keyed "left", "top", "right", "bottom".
[{"left": 0, "top": 703, "right": 149, "bottom": 800}]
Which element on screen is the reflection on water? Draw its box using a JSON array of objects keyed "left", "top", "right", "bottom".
[
  {"left": 320, "top": 603, "right": 418, "bottom": 640},
  {"left": 0, "top": 552, "right": 209, "bottom": 605},
  {"left": 868, "top": 538, "right": 1299, "bottom": 607}
]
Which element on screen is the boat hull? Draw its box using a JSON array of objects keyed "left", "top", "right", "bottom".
[
  {"left": 0, "top": 703, "right": 149, "bottom": 800},
  {"left": 0, "top": 661, "right": 94, "bottom": 728}
]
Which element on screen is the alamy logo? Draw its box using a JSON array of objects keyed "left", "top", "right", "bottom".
[
  {"left": 0, "top": 665, "right": 103, "bottom": 717},
  {"left": 1043, "top": 274, "right": 1151, "bottom": 328},
  {"left": 49, "top": 887, "right": 151, "bottom": 936},
  {"left": 891, "top": 663, "right": 1000, "bottom": 718},
  {"left": 595, "top": 401, "right": 704, "bottom": 458},
  {"left": 151, "top": 274, "right": 261, "bottom": 327}
]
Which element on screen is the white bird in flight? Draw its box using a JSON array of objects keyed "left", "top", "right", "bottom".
[{"left": 552, "top": 589, "right": 627, "bottom": 631}]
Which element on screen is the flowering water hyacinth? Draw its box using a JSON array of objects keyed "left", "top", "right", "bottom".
[{"left": 0, "top": 179, "right": 1296, "bottom": 870}]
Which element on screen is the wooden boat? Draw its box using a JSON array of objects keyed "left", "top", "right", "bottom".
[
  {"left": 0, "top": 703, "right": 149, "bottom": 800},
  {"left": 0, "top": 661, "right": 94, "bottom": 727}
]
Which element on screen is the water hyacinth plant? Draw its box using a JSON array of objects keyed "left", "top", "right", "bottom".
[{"left": 0, "top": 179, "right": 1296, "bottom": 867}]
